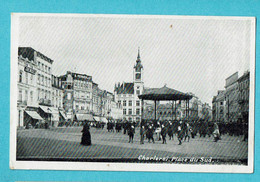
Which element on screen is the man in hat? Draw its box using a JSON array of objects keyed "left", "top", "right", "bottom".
[
  {"left": 161, "top": 124, "right": 167, "bottom": 144},
  {"left": 128, "top": 124, "right": 135, "bottom": 143}
]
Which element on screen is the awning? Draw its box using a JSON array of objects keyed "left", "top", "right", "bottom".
[
  {"left": 39, "top": 105, "right": 52, "bottom": 114},
  {"left": 101, "top": 117, "right": 108, "bottom": 124},
  {"left": 52, "top": 113, "right": 59, "bottom": 121},
  {"left": 94, "top": 116, "right": 101, "bottom": 122},
  {"left": 75, "top": 113, "right": 94, "bottom": 121},
  {"left": 59, "top": 111, "right": 67, "bottom": 120},
  {"left": 25, "top": 111, "right": 43, "bottom": 120}
]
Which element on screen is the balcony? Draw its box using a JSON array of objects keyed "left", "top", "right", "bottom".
[
  {"left": 38, "top": 98, "right": 52, "bottom": 106},
  {"left": 17, "top": 100, "right": 27, "bottom": 106}
]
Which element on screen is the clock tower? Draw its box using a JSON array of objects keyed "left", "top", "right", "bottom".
[{"left": 133, "top": 47, "right": 143, "bottom": 84}]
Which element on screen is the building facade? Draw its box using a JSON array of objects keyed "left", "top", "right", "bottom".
[
  {"left": 225, "top": 72, "right": 239, "bottom": 123},
  {"left": 114, "top": 49, "right": 144, "bottom": 123},
  {"left": 17, "top": 49, "right": 38, "bottom": 127},
  {"left": 212, "top": 90, "right": 225, "bottom": 123},
  {"left": 237, "top": 71, "right": 250, "bottom": 123},
  {"left": 17, "top": 47, "right": 55, "bottom": 127},
  {"left": 92, "top": 82, "right": 100, "bottom": 116},
  {"left": 59, "top": 71, "right": 93, "bottom": 120},
  {"left": 51, "top": 75, "right": 63, "bottom": 109}
]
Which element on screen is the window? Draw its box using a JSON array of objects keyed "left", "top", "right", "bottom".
[
  {"left": 41, "top": 75, "right": 44, "bottom": 85},
  {"left": 136, "top": 90, "right": 140, "bottom": 95},
  {"left": 18, "top": 90, "right": 22, "bottom": 101},
  {"left": 118, "top": 100, "right": 121, "bottom": 105},
  {"left": 45, "top": 77, "right": 48, "bottom": 86},
  {"left": 37, "top": 89, "right": 40, "bottom": 100},
  {"left": 123, "top": 100, "right": 126, "bottom": 106},
  {"left": 136, "top": 108, "right": 140, "bottom": 115},
  {"left": 136, "top": 100, "right": 140, "bottom": 106},
  {"left": 25, "top": 90, "right": 28, "bottom": 101},
  {"left": 129, "top": 100, "right": 132, "bottom": 106},
  {"left": 30, "top": 91, "right": 33, "bottom": 102},
  {"left": 81, "top": 106, "right": 84, "bottom": 110},
  {"left": 220, "top": 102, "right": 223, "bottom": 105},
  {"left": 19, "top": 70, "right": 23, "bottom": 83},
  {"left": 30, "top": 74, "right": 33, "bottom": 84},
  {"left": 129, "top": 109, "right": 132, "bottom": 115},
  {"left": 25, "top": 72, "right": 28, "bottom": 84},
  {"left": 37, "top": 74, "right": 40, "bottom": 84},
  {"left": 123, "top": 109, "right": 126, "bottom": 115}
]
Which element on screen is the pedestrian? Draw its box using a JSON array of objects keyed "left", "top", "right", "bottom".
[
  {"left": 177, "top": 121, "right": 185, "bottom": 145},
  {"left": 140, "top": 125, "right": 145, "bottom": 144},
  {"left": 184, "top": 123, "right": 192, "bottom": 142},
  {"left": 161, "top": 124, "right": 167, "bottom": 144},
  {"left": 81, "top": 122, "right": 91, "bottom": 146},
  {"left": 213, "top": 122, "right": 220, "bottom": 142},
  {"left": 168, "top": 121, "right": 174, "bottom": 140},
  {"left": 147, "top": 124, "right": 155, "bottom": 143},
  {"left": 157, "top": 121, "right": 162, "bottom": 141},
  {"left": 128, "top": 124, "right": 135, "bottom": 143}
]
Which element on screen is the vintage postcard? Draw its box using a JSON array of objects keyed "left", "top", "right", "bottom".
[{"left": 10, "top": 13, "right": 255, "bottom": 173}]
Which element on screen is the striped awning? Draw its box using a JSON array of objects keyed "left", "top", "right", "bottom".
[
  {"left": 101, "top": 117, "right": 108, "bottom": 124},
  {"left": 94, "top": 116, "right": 101, "bottom": 122},
  {"left": 59, "top": 111, "right": 67, "bottom": 120},
  {"left": 25, "top": 111, "right": 43, "bottom": 120},
  {"left": 75, "top": 113, "right": 94, "bottom": 121},
  {"left": 39, "top": 106, "right": 52, "bottom": 114}
]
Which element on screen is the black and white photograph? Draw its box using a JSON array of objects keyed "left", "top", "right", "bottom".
[{"left": 10, "top": 14, "right": 255, "bottom": 173}]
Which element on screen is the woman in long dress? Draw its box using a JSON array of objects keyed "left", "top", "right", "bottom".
[
  {"left": 81, "top": 122, "right": 91, "bottom": 146},
  {"left": 177, "top": 121, "right": 185, "bottom": 145},
  {"left": 213, "top": 122, "right": 220, "bottom": 142}
]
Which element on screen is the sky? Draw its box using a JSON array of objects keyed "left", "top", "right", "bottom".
[{"left": 18, "top": 14, "right": 253, "bottom": 106}]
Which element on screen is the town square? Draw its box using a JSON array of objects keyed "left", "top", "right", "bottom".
[{"left": 13, "top": 14, "right": 253, "bottom": 166}]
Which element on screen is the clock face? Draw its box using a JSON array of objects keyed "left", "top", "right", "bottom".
[{"left": 136, "top": 73, "right": 141, "bottom": 80}]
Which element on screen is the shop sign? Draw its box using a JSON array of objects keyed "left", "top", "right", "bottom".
[{"left": 24, "top": 66, "right": 36, "bottom": 75}]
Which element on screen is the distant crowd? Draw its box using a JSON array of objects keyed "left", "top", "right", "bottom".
[{"left": 89, "top": 119, "right": 249, "bottom": 145}]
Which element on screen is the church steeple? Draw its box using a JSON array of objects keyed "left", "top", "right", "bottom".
[{"left": 137, "top": 47, "right": 140, "bottom": 60}]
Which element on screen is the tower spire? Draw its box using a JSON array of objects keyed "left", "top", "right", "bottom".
[{"left": 137, "top": 47, "right": 140, "bottom": 61}]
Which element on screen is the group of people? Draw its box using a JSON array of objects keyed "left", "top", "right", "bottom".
[
  {"left": 138, "top": 120, "right": 222, "bottom": 145},
  {"left": 80, "top": 118, "right": 247, "bottom": 146}
]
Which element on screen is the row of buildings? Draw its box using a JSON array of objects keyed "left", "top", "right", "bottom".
[
  {"left": 212, "top": 71, "right": 250, "bottom": 123},
  {"left": 17, "top": 47, "right": 123, "bottom": 128},
  {"left": 17, "top": 46, "right": 212, "bottom": 128}
]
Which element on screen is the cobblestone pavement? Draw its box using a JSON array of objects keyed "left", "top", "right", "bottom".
[{"left": 16, "top": 127, "right": 248, "bottom": 162}]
